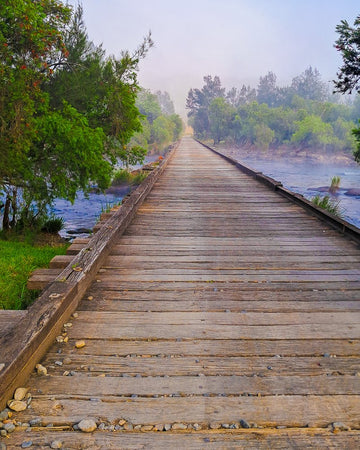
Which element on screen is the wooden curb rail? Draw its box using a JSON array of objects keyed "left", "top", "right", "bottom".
[
  {"left": 0, "top": 142, "right": 179, "bottom": 409},
  {"left": 196, "top": 139, "right": 360, "bottom": 245}
]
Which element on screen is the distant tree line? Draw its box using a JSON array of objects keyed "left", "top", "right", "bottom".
[
  {"left": 186, "top": 69, "right": 360, "bottom": 161},
  {"left": 130, "top": 89, "right": 183, "bottom": 158},
  {"left": 0, "top": 1, "right": 181, "bottom": 231}
]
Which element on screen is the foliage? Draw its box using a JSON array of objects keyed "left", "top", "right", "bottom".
[
  {"left": 330, "top": 176, "right": 341, "bottom": 193},
  {"left": 112, "top": 169, "right": 148, "bottom": 186},
  {"left": 0, "top": 2, "right": 154, "bottom": 230},
  {"left": 0, "top": 238, "right": 68, "bottom": 310},
  {"left": 186, "top": 71, "right": 358, "bottom": 158},
  {"left": 334, "top": 15, "right": 360, "bottom": 95},
  {"left": 333, "top": 14, "right": 360, "bottom": 163},
  {"left": 311, "top": 194, "right": 343, "bottom": 217},
  {"left": 133, "top": 89, "right": 183, "bottom": 153},
  {"left": 41, "top": 216, "right": 65, "bottom": 234}
]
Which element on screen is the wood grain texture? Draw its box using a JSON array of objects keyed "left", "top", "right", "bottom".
[{"left": 6, "top": 137, "right": 360, "bottom": 448}]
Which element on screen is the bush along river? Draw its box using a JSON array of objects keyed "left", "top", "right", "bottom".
[{"left": 222, "top": 150, "right": 360, "bottom": 229}]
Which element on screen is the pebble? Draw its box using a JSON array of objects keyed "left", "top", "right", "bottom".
[
  {"left": 123, "top": 423, "right": 133, "bottom": 431},
  {"left": 7, "top": 400, "right": 27, "bottom": 412},
  {"left": 77, "top": 418, "right": 97, "bottom": 433},
  {"left": 134, "top": 425, "right": 142, "bottom": 431},
  {"left": 0, "top": 430, "right": 7, "bottom": 437},
  {"left": 0, "top": 411, "right": 8, "bottom": 421},
  {"left": 0, "top": 443, "right": 6, "bottom": 450},
  {"left": 29, "top": 418, "right": 41, "bottom": 426},
  {"left": 193, "top": 423, "right": 202, "bottom": 431},
  {"left": 55, "top": 361, "right": 63, "bottom": 366},
  {"left": 209, "top": 422, "right": 221, "bottom": 429},
  {"left": 3, "top": 423, "right": 15, "bottom": 433},
  {"left": 72, "top": 313, "right": 79, "bottom": 319},
  {"left": 332, "top": 422, "right": 350, "bottom": 431},
  {"left": 221, "top": 423, "right": 230, "bottom": 429},
  {"left": 240, "top": 419, "right": 251, "bottom": 429},
  {"left": 323, "top": 353, "right": 331, "bottom": 358},
  {"left": 141, "top": 425, "right": 153, "bottom": 431},
  {"left": 14, "top": 387, "right": 29, "bottom": 401},
  {"left": 35, "top": 364, "right": 47, "bottom": 376},
  {"left": 21, "top": 442, "right": 33, "bottom": 448},
  {"left": 98, "top": 423, "right": 106, "bottom": 430},
  {"left": 171, "top": 423, "right": 187, "bottom": 430},
  {"left": 50, "top": 441, "right": 63, "bottom": 449},
  {"left": 118, "top": 419, "right": 126, "bottom": 426},
  {"left": 164, "top": 424, "right": 172, "bottom": 431},
  {"left": 154, "top": 424, "right": 164, "bottom": 431},
  {"left": 75, "top": 340, "right": 86, "bottom": 349}
]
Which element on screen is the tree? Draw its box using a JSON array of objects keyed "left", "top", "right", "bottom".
[
  {"left": 155, "top": 90, "right": 175, "bottom": 115},
  {"left": 291, "top": 66, "right": 328, "bottom": 101},
  {"left": 0, "top": 0, "right": 71, "bottom": 229},
  {"left": 257, "top": 71, "right": 280, "bottom": 107},
  {"left": 334, "top": 15, "right": 360, "bottom": 162},
  {"left": 0, "top": 2, "right": 153, "bottom": 229},
  {"left": 334, "top": 15, "right": 360, "bottom": 94},
  {"left": 208, "top": 97, "right": 234, "bottom": 144},
  {"left": 186, "top": 75, "right": 225, "bottom": 138}
]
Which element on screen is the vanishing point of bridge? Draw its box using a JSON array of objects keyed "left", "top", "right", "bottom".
[{"left": 1, "top": 137, "right": 360, "bottom": 448}]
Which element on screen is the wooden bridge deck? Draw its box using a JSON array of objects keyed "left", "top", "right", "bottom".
[{"left": 5, "top": 137, "right": 360, "bottom": 448}]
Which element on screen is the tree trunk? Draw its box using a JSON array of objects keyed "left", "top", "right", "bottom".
[
  {"left": 10, "top": 189, "right": 17, "bottom": 228},
  {"left": 2, "top": 195, "right": 11, "bottom": 230}
]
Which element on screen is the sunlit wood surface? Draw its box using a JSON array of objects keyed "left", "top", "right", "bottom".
[{"left": 8, "top": 137, "right": 360, "bottom": 448}]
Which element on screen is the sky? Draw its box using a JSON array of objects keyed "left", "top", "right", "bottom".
[{"left": 66, "top": 0, "right": 359, "bottom": 118}]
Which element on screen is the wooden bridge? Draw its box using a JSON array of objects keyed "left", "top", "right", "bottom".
[{"left": 1, "top": 137, "right": 360, "bottom": 448}]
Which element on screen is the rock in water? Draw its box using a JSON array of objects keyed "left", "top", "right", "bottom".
[{"left": 77, "top": 418, "right": 97, "bottom": 433}]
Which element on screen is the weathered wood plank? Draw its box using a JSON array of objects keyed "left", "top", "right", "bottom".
[
  {"left": 42, "top": 354, "right": 359, "bottom": 376},
  {"left": 9, "top": 430, "right": 360, "bottom": 450},
  {"left": 46, "top": 338, "right": 360, "bottom": 357},
  {"left": 16, "top": 396, "right": 360, "bottom": 428},
  {"left": 29, "top": 374, "right": 360, "bottom": 396}
]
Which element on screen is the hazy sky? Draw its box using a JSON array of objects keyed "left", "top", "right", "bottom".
[{"left": 67, "top": 1, "right": 359, "bottom": 117}]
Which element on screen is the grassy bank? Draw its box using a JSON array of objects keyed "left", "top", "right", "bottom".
[{"left": 0, "top": 235, "right": 68, "bottom": 310}]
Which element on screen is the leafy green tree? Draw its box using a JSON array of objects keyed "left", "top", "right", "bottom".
[
  {"left": 291, "top": 66, "right": 328, "bottom": 101},
  {"left": 257, "top": 71, "right": 280, "bottom": 107},
  {"left": 209, "top": 97, "right": 235, "bottom": 144},
  {"left": 0, "top": 0, "right": 71, "bottom": 229},
  {"left": 186, "top": 75, "right": 225, "bottom": 138},
  {"left": 291, "top": 115, "right": 334, "bottom": 149},
  {"left": 0, "top": 2, "right": 153, "bottom": 229},
  {"left": 334, "top": 15, "right": 360, "bottom": 94},
  {"left": 136, "top": 89, "right": 162, "bottom": 124},
  {"left": 334, "top": 15, "right": 360, "bottom": 161}
]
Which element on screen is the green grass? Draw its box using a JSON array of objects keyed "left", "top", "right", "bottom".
[
  {"left": 0, "top": 237, "right": 68, "bottom": 310},
  {"left": 311, "top": 194, "right": 343, "bottom": 218},
  {"left": 112, "top": 169, "right": 148, "bottom": 186}
]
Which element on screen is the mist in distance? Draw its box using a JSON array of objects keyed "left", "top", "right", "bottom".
[{"left": 68, "top": 0, "right": 359, "bottom": 117}]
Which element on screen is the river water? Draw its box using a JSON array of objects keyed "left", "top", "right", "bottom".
[{"left": 225, "top": 152, "right": 360, "bottom": 229}]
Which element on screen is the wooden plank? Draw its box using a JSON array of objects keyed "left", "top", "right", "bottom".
[
  {"left": 65, "top": 322, "right": 360, "bottom": 340},
  {"left": 42, "top": 354, "right": 359, "bottom": 376},
  {"left": 8, "top": 430, "right": 360, "bottom": 450},
  {"left": 46, "top": 337, "right": 360, "bottom": 357},
  {"left": 69, "top": 311, "right": 360, "bottom": 325},
  {"left": 16, "top": 396, "right": 360, "bottom": 428},
  {"left": 79, "top": 299, "right": 360, "bottom": 313},
  {"left": 28, "top": 374, "right": 360, "bottom": 396},
  {"left": 0, "top": 310, "right": 27, "bottom": 337}
]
